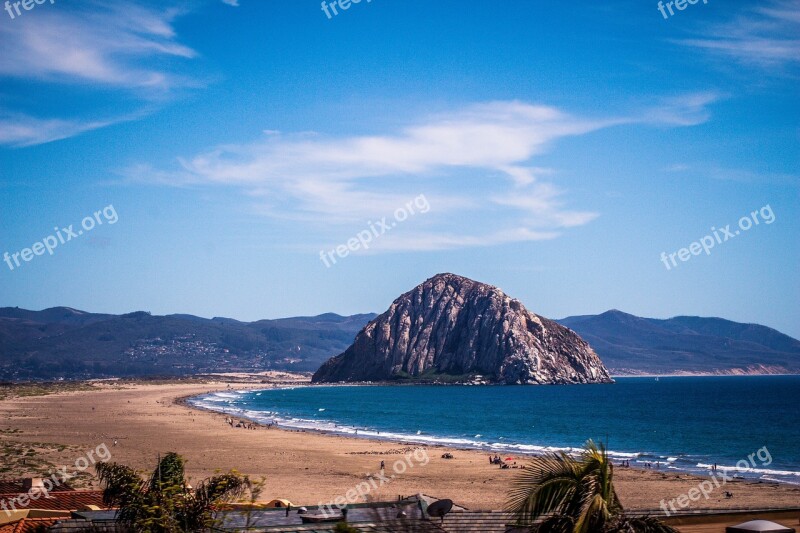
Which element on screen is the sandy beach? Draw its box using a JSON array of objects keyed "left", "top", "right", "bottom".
[{"left": 1, "top": 377, "right": 798, "bottom": 515}]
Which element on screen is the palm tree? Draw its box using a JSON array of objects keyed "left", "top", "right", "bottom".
[
  {"left": 506, "top": 440, "right": 677, "bottom": 533},
  {"left": 96, "top": 452, "right": 250, "bottom": 532}
]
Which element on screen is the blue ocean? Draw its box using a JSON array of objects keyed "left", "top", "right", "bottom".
[{"left": 190, "top": 376, "right": 800, "bottom": 484}]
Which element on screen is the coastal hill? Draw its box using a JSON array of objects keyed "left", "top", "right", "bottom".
[
  {"left": 312, "top": 273, "right": 613, "bottom": 384},
  {"left": 557, "top": 310, "right": 800, "bottom": 375},
  {"left": 2, "top": 302, "right": 798, "bottom": 381},
  {"left": 0, "top": 307, "right": 375, "bottom": 380}
]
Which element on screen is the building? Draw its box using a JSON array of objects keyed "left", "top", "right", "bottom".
[{"left": 0, "top": 479, "right": 107, "bottom": 533}]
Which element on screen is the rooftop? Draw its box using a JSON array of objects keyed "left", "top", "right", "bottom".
[{"left": 0, "top": 491, "right": 105, "bottom": 512}]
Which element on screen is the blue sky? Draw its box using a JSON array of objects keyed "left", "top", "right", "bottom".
[{"left": 0, "top": 0, "right": 798, "bottom": 337}]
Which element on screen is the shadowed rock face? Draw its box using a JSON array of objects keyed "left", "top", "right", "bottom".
[{"left": 312, "top": 273, "right": 612, "bottom": 384}]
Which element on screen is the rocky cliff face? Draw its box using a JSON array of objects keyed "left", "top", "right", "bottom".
[{"left": 312, "top": 273, "right": 612, "bottom": 384}]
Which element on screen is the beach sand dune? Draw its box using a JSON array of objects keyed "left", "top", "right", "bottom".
[{"left": 1, "top": 380, "right": 798, "bottom": 513}]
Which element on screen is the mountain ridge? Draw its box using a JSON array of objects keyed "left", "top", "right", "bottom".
[
  {"left": 1, "top": 301, "right": 797, "bottom": 381},
  {"left": 0, "top": 306, "right": 376, "bottom": 380},
  {"left": 556, "top": 309, "right": 800, "bottom": 375}
]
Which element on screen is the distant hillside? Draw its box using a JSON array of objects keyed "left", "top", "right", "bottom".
[
  {"left": 557, "top": 310, "right": 800, "bottom": 375},
  {"left": 3, "top": 305, "right": 797, "bottom": 380},
  {"left": 0, "top": 307, "right": 375, "bottom": 380}
]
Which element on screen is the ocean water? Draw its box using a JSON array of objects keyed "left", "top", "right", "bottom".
[{"left": 190, "top": 376, "right": 800, "bottom": 484}]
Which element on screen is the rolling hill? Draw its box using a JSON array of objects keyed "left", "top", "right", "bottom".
[
  {"left": 0, "top": 307, "right": 375, "bottom": 380},
  {"left": 556, "top": 310, "right": 800, "bottom": 375},
  {"left": 2, "top": 306, "right": 798, "bottom": 380}
]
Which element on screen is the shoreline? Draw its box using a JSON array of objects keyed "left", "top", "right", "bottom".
[
  {"left": 1, "top": 379, "right": 799, "bottom": 512},
  {"left": 185, "top": 389, "right": 636, "bottom": 456},
  {"left": 186, "top": 385, "right": 800, "bottom": 488}
]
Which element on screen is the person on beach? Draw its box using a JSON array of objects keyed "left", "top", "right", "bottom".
[{"left": 380, "top": 460, "right": 385, "bottom": 471}]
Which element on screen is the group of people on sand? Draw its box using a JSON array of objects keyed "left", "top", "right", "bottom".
[
  {"left": 489, "top": 454, "right": 523, "bottom": 469},
  {"left": 618, "top": 459, "right": 660, "bottom": 469},
  {"left": 225, "top": 417, "right": 260, "bottom": 430}
]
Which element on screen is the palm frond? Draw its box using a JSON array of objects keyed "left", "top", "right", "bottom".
[
  {"left": 505, "top": 451, "right": 583, "bottom": 523},
  {"left": 574, "top": 493, "right": 611, "bottom": 533},
  {"left": 198, "top": 473, "right": 250, "bottom": 503},
  {"left": 96, "top": 452, "right": 249, "bottom": 532},
  {"left": 149, "top": 452, "right": 186, "bottom": 492},
  {"left": 506, "top": 439, "right": 665, "bottom": 533},
  {"left": 531, "top": 514, "right": 575, "bottom": 533},
  {"left": 95, "top": 461, "right": 145, "bottom": 514}
]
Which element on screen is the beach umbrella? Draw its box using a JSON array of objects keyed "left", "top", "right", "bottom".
[{"left": 726, "top": 520, "right": 795, "bottom": 533}]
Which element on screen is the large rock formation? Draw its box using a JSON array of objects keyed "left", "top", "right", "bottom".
[{"left": 312, "top": 273, "right": 612, "bottom": 384}]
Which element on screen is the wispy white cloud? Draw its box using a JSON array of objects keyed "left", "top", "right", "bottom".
[
  {"left": 756, "top": 1, "right": 800, "bottom": 23},
  {"left": 168, "top": 102, "right": 608, "bottom": 186},
  {"left": 661, "top": 163, "right": 798, "bottom": 187},
  {"left": 492, "top": 184, "right": 599, "bottom": 229},
  {"left": 0, "top": 1, "right": 202, "bottom": 147},
  {"left": 0, "top": 1, "right": 196, "bottom": 89},
  {"left": 664, "top": 163, "right": 690, "bottom": 173},
  {"left": 707, "top": 166, "right": 799, "bottom": 186},
  {"left": 673, "top": 0, "right": 800, "bottom": 71},
  {"left": 127, "top": 98, "right": 718, "bottom": 252},
  {"left": 640, "top": 92, "right": 721, "bottom": 126},
  {"left": 359, "top": 227, "right": 564, "bottom": 253},
  {"left": 0, "top": 113, "right": 119, "bottom": 147}
]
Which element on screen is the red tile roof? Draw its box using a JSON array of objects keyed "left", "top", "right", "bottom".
[
  {"left": 0, "top": 517, "right": 61, "bottom": 533},
  {"left": 0, "top": 481, "right": 74, "bottom": 494},
  {"left": 0, "top": 491, "right": 105, "bottom": 512}
]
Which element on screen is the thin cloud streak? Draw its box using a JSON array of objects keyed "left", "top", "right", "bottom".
[
  {"left": 128, "top": 98, "right": 718, "bottom": 252},
  {"left": 0, "top": 113, "right": 132, "bottom": 147},
  {"left": 673, "top": 0, "right": 800, "bottom": 70},
  {"left": 0, "top": 1, "right": 205, "bottom": 147},
  {"left": 0, "top": 1, "right": 196, "bottom": 89}
]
